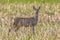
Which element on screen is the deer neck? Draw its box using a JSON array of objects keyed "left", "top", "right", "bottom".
[{"left": 34, "top": 11, "right": 38, "bottom": 22}]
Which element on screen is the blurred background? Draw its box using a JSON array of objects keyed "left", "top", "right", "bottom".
[{"left": 0, "top": 0, "right": 60, "bottom": 40}]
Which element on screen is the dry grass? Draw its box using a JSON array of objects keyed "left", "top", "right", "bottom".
[{"left": 0, "top": 3, "right": 60, "bottom": 40}]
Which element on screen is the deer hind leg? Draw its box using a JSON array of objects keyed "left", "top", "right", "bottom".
[
  {"left": 14, "top": 25, "right": 20, "bottom": 36},
  {"left": 13, "top": 22, "right": 19, "bottom": 32},
  {"left": 8, "top": 28, "right": 11, "bottom": 36},
  {"left": 8, "top": 24, "right": 17, "bottom": 36}
]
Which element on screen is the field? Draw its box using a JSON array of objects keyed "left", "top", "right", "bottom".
[
  {"left": 0, "top": 0, "right": 60, "bottom": 40},
  {"left": 0, "top": 0, "right": 60, "bottom": 3}
]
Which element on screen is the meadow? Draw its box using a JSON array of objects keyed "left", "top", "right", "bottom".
[
  {"left": 0, "top": 0, "right": 60, "bottom": 40},
  {"left": 0, "top": 0, "right": 60, "bottom": 3}
]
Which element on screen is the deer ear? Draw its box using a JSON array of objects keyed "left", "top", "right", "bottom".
[
  {"left": 38, "top": 6, "right": 40, "bottom": 9},
  {"left": 33, "top": 6, "right": 36, "bottom": 10}
]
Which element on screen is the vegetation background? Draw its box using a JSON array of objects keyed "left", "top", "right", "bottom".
[{"left": 0, "top": 0, "right": 60, "bottom": 40}]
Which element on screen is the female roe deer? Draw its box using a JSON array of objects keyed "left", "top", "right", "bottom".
[{"left": 8, "top": 6, "right": 40, "bottom": 35}]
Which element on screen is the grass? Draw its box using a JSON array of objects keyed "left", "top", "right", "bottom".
[
  {"left": 0, "top": 0, "right": 60, "bottom": 40},
  {"left": 0, "top": 3, "right": 60, "bottom": 40},
  {"left": 0, "top": 0, "right": 60, "bottom": 3}
]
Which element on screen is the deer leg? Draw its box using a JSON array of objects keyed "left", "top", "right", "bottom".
[
  {"left": 8, "top": 28, "right": 11, "bottom": 36},
  {"left": 14, "top": 26, "right": 20, "bottom": 36},
  {"left": 32, "top": 26, "right": 35, "bottom": 34},
  {"left": 15, "top": 27, "right": 19, "bottom": 32},
  {"left": 13, "top": 23, "right": 19, "bottom": 36}
]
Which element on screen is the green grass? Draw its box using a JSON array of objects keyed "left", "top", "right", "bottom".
[
  {"left": 0, "top": 3, "right": 60, "bottom": 40},
  {"left": 0, "top": 0, "right": 8, "bottom": 3},
  {"left": 0, "top": 0, "right": 60, "bottom": 3}
]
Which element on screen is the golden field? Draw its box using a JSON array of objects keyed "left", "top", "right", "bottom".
[{"left": 0, "top": 2, "right": 60, "bottom": 40}]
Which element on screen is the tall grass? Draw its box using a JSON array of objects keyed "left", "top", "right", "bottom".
[
  {"left": 0, "top": 0, "right": 60, "bottom": 3},
  {"left": 0, "top": 3, "right": 60, "bottom": 40}
]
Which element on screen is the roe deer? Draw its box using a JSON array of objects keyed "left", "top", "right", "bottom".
[{"left": 8, "top": 6, "right": 40, "bottom": 35}]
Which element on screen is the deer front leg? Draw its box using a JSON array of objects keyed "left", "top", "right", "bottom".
[{"left": 32, "top": 26, "right": 35, "bottom": 34}]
